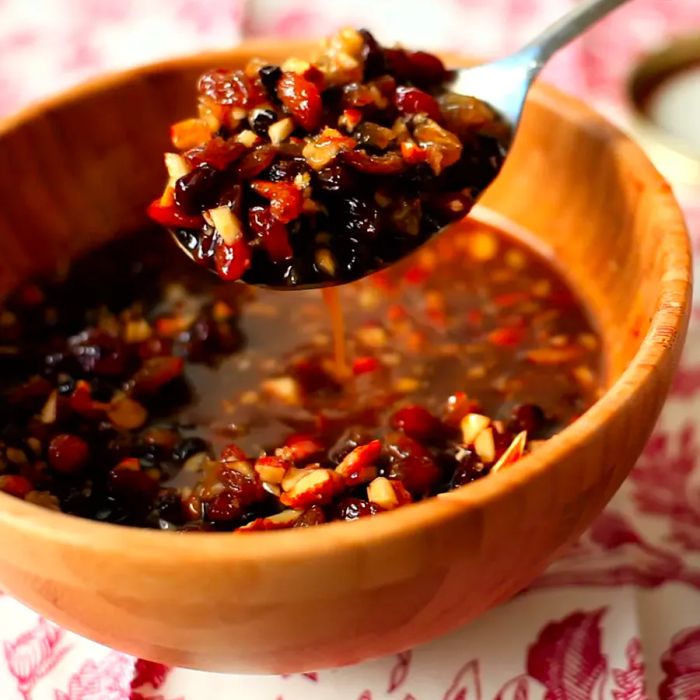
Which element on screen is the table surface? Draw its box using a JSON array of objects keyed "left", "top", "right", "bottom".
[{"left": 0, "top": 1, "right": 699, "bottom": 698}]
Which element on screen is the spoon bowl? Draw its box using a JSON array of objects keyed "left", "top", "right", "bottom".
[{"left": 165, "top": 0, "right": 631, "bottom": 289}]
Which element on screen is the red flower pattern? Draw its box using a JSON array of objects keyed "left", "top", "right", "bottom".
[
  {"left": 659, "top": 627, "right": 700, "bottom": 700},
  {"left": 4, "top": 618, "right": 68, "bottom": 699}
]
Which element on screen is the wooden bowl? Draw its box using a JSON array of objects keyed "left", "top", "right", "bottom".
[{"left": 0, "top": 41, "right": 691, "bottom": 674}]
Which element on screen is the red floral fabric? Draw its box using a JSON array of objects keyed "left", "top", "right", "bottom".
[{"left": 0, "top": 1, "right": 699, "bottom": 698}]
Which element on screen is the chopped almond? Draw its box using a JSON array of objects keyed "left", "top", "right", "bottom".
[{"left": 208, "top": 206, "right": 243, "bottom": 246}]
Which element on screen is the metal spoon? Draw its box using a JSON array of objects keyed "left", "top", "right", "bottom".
[{"left": 170, "top": 0, "right": 631, "bottom": 288}]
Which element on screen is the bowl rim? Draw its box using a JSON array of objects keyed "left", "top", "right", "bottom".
[{"left": 0, "top": 44, "right": 692, "bottom": 566}]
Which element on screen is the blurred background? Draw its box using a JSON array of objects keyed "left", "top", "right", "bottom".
[{"left": 0, "top": 0, "right": 697, "bottom": 113}]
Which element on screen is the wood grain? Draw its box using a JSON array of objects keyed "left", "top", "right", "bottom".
[{"left": 0, "top": 42, "right": 691, "bottom": 673}]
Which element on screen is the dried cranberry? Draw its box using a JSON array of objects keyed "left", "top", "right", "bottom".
[
  {"left": 395, "top": 86, "right": 442, "bottom": 122},
  {"left": 385, "top": 445, "right": 440, "bottom": 496},
  {"left": 249, "top": 206, "right": 293, "bottom": 262},
  {"left": 276, "top": 71, "right": 322, "bottom": 131},
  {"left": 214, "top": 239, "right": 251, "bottom": 281},
  {"left": 405, "top": 51, "right": 450, "bottom": 84},
  {"left": 251, "top": 180, "right": 304, "bottom": 223},
  {"left": 174, "top": 164, "right": 222, "bottom": 214},
  {"left": 390, "top": 404, "right": 443, "bottom": 442},
  {"left": 48, "top": 434, "right": 90, "bottom": 474},
  {"left": 335, "top": 497, "right": 381, "bottom": 521},
  {"left": 0, "top": 475, "right": 33, "bottom": 499}
]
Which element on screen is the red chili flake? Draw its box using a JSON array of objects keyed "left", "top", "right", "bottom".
[
  {"left": 394, "top": 86, "right": 442, "bottom": 122},
  {"left": 276, "top": 71, "right": 322, "bottom": 131},
  {"left": 131, "top": 356, "right": 184, "bottom": 395},
  {"left": 214, "top": 239, "right": 251, "bottom": 281},
  {"left": 487, "top": 326, "right": 526, "bottom": 348},
  {"left": 250, "top": 181, "right": 304, "bottom": 224},
  {"left": 146, "top": 199, "right": 203, "bottom": 229},
  {"left": 403, "top": 265, "right": 430, "bottom": 285},
  {"left": 0, "top": 475, "right": 33, "bottom": 499},
  {"left": 352, "top": 356, "right": 380, "bottom": 375},
  {"left": 48, "top": 434, "right": 90, "bottom": 474}
]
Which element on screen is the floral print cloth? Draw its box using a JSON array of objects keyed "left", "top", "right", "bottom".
[{"left": 0, "top": 0, "right": 699, "bottom": 698}]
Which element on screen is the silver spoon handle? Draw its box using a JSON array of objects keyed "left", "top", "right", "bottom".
[{"left": 526, "top": 0, "right": 631, "bottom": 67}]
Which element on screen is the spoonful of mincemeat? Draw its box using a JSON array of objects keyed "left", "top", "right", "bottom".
[{"left": 148, "top": 0, "right": 629, "bottom": 288}]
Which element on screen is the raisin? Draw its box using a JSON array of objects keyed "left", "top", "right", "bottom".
[
  {"left": 250, "top": 108, "right": 277, "bottom": 136},
  {"left": 174, "top": 164, "right": 222, "bottom": 214},
  {"left": 249, "top": 206, "right": 293, "bottom": 262},
  {"left": 198, "top": 69, "right": 255, "bottom": 107},
  {"left": 359, "top": 29, "right": 386, "bottom": 79},
  {"left": 258, "top": 65, "right": 283, "bottom": 99},
  {"left": 390, "top": 405, "right": 443, "bottom": 442},
  {"left": 395, "top": 86, "right": 442, "bottom": 122}
]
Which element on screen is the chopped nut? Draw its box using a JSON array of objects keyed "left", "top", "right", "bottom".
[
  {"left": 282, "top": 57, "right": 312, "bottom": 74},
  {"left": 164, "top": 152, "right": 192, "bottom": 180},
  {"left": 281, "top": 465, "right": 319, "bottom": 492},
  {"left": 25, "top": 490, "right": 60, "bottom": 510},
  {"left": 367, "top": 477, "right": 412, "bottom": 510},
  {"left": 466, "top": 231, "right": 498, "bottom": 261},
  {"left": 315, "top": 249, "right": 336, "bottom": 276},
  {"left": 254, "top": 455, "right": 289, "bottom": 484},
  {"left": 239, "top": 508, "right": 303, "bottom": 531},
  {"left": 183, "top": 452, "right": 209, "bottom": 473},
  {"left": 335, "top": 440, "right": 381, "bottom": 481},
  {"left": 208, "top": 206, "right": 243, "bottom": 246},
  {"left": 280, "top": 468, "right": 343, "bottom": 508},
  {"left": 474, "top": 427, "right": 496, "bottom": 463},
  {"left": 235, "top": 129, "right": 260, "bottom": 148},
  {"left": 355, "top": 325, "right": 388, "bottom": 348},
  {"left": 572, "top": 364, "right": 596, "bottom": 388},
  {"left": 268, "top": 117, "right": 294, "bottom": 145},
  {"left": 123, "top": 318, "right": 152, "bottom": 344},
  {"left": 261, "top": 376, "right": 302, "bottom": 405},
  {"left": 492, "top": 431, "right": 527, "bottom": 472},
  {"left": 395, "top": 377, "right": 420, "bottom": 393},
  {"left": 40, "top": 391, "right": 58, "bottom": 424},
  {"left": 460, "top": 413, "right": 491, "bottom": 445},
  {"left": 6, "top": 447, "right": 27, "bottom": 464}
]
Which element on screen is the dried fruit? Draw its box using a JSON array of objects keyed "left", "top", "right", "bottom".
[
  {"left": 48, "top": 434, "right": 90, "bottom": 474},
  {"left": 277, "top": 71, "right": 323, "bottom": 131}
]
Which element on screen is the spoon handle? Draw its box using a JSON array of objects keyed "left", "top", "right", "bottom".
[{"left": 526, "top": 0, "right": 632, "bottom": 67}]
